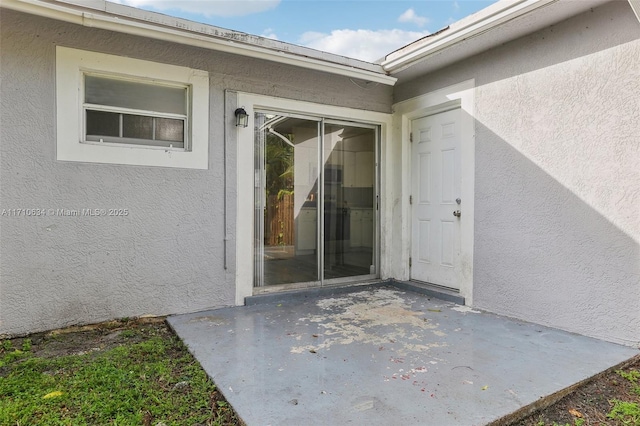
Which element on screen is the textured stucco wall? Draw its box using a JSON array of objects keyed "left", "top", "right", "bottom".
[
  {"left": 0, "top": 10, "right": 392, "bottom": 335},
  {"left": 395, "top": 1, "right": 640, "bottom": 346}
]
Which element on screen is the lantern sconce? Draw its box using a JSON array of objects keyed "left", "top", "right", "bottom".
[{"left": 235, "top": 107, "right": 249, "bottom": 128}]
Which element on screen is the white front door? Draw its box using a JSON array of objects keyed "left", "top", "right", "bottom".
[{"left": 410, "top": 108, "right": 462, "bottom": 289}]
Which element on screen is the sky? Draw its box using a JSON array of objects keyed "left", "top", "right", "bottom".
[{"left": 111, "top": 0, "right": 497, "bottom": 62}]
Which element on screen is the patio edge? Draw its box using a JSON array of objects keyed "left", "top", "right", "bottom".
[{"left": 488, "top": 354, "right": 640, "bottom": 426}]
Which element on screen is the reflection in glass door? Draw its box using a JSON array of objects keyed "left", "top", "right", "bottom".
[
  {"left": 323, "top": 122, "right": 377, "bottom": 281},
  {"left": 254, "top": 112, "right": 377, "bottom": 288},
  {"left": 254, "top": 112, "right": 320, "bottom": 287}
]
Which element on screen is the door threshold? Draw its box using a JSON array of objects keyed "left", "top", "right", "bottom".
[
  {"left": 391, "top": 279, "right": 465, "bottom": 305},
  {"left": 245, "top": 280, "right": 385, "bottom": 306},
  {"left": 252, "top": 280, "right": 322, "bottom": 295}
]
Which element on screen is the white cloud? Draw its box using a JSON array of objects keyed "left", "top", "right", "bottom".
[
  {"left": 111, "top": 0, "right": 280, "bottom": 17},
  {"left": 261, "top": 28, "right": 279, "bottom": 40},
  {"left": 398, "top": 8, "right": 429, "bottom": 27},
  {"left": 299, "top": 29, "right": 429, "bottom": 62},
  {"left": 453, "top": 1, "right": 460, "bottom": 12}
]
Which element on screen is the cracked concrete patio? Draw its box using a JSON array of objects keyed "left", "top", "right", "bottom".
[{"left": 167, "top": 285, "right": 638, "bottom": 425}]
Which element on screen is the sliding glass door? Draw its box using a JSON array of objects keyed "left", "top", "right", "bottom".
[
  {"left": 323, "top": 121, "right": 377, "bottom": 282},
  {"left": 254, "top": 111, "right": 377, "bottom": 288}
]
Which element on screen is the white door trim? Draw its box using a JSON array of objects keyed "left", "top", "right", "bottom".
[
  {"left": 392, "top": 80, "right": 475, "bottom": 304},
  {"left": 235, "top": 92, "right": 392, "bottom": 305}
]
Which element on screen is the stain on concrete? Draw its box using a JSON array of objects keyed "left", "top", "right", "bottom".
[
  {"left": 451, "top": 305, "right": 481, "bottom": 314},
  {"left": 290, "top": 288, "right": 447, "bottom": 356}
]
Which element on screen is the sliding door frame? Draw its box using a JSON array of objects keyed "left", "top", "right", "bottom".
[
  {"left": 322, "top": 119, "right": 379, "bottom": 288},
  {"left": 253, "top": 110, "right": 322, "bottom": 289},
  {"left": 235, "top": 92, "right": 391, "bottom": 305}
]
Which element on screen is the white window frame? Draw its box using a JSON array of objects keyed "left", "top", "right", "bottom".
[
  {"left": 83, "top": 73, "right": 190, "bottom": 150},
  {"left": 56, "top": 46, "right": 209, "bottom": 169}
]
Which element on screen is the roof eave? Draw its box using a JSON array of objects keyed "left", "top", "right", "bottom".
[
  {"left": 0, "top": 0, "right": 397, "bottom": 86},
  {"left": 381, "top": 0, "right": 559, "bottom": 74}
]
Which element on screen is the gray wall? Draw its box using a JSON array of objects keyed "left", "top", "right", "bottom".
[
  {"left": 395, "top": 1, "right": 640, "bottom": 346},
  {"left": 0, "top": 10, "right": 392, "bottom": 335}
]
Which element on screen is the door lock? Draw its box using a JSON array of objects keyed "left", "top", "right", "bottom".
[{"left": 453, "top": 210, "right": 461, "bottom": 218}]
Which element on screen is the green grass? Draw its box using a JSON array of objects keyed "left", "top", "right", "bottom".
[
  {"left": 0, "top": 332, "right": 234, "bottom": 425},
  {"left": 607, "top": 399, "right": 640, "bottom": 425},
  {"left": 617, "top": 369, "right": 640, "bottom": 385},
  {"left": 608, "top": 368, "right": 640, "bottom": 426}
]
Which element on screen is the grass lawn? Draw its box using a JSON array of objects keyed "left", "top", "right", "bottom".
[{"left": 0, "top": 318, "right": 242, "bottom": 426}]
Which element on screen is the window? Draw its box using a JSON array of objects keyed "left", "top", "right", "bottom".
[
  {"left": 56, "top": 47, "right": 209, "bottom": 169},
  {"left": 84, "top": 75, "right": 188, "bottom": 149}
]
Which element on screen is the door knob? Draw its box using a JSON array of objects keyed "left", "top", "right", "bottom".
[{"left": 453, "top": 210, "right": 461, "bottom": 218}]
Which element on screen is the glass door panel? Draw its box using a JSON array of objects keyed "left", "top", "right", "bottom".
[
  {"left": 254, "top": 112, "right": 378, "bottom": 288},
  {"left": 255, "top": 112, "right": 321, "bottom": 286},
  {"left": 323, "top": 122, "right": 376, "bottom": 280}
]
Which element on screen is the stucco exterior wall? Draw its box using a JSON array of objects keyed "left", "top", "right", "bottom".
[
  {"left": 394, "top": 1, "right": 640, "bottom": 346},
  {"left": 0, "top": 10, "right": 392, "bottom": 335}
]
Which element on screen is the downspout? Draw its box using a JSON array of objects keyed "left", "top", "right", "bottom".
[{"left": 223, "top": 91, "right": 231, "bottom": 270}]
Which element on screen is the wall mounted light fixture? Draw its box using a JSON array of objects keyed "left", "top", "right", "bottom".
[{"left": 235, "top": 107, "right": 249, "bottom": 127}]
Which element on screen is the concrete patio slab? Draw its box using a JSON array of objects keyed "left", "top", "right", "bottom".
[{"left": 167, "top": 286, "right": 637, "bottom": 425}]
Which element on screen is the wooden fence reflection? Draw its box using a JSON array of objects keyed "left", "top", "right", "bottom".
[{"left": 265, "top": 193, "right": 294, "bottom": 246}]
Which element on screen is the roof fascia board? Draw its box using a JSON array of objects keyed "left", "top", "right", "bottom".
[
  {"left": 382, "top": 0, "right": 558, "bottom": 74},
  {"left": 629, "top": 0, "right": 640, "bottom": 23},
  {"left": 0, "top": 0, "right": 396, "bottom": 86},
  {"left": 98, "top": 0, "right": 381, "bottom": 74}
]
